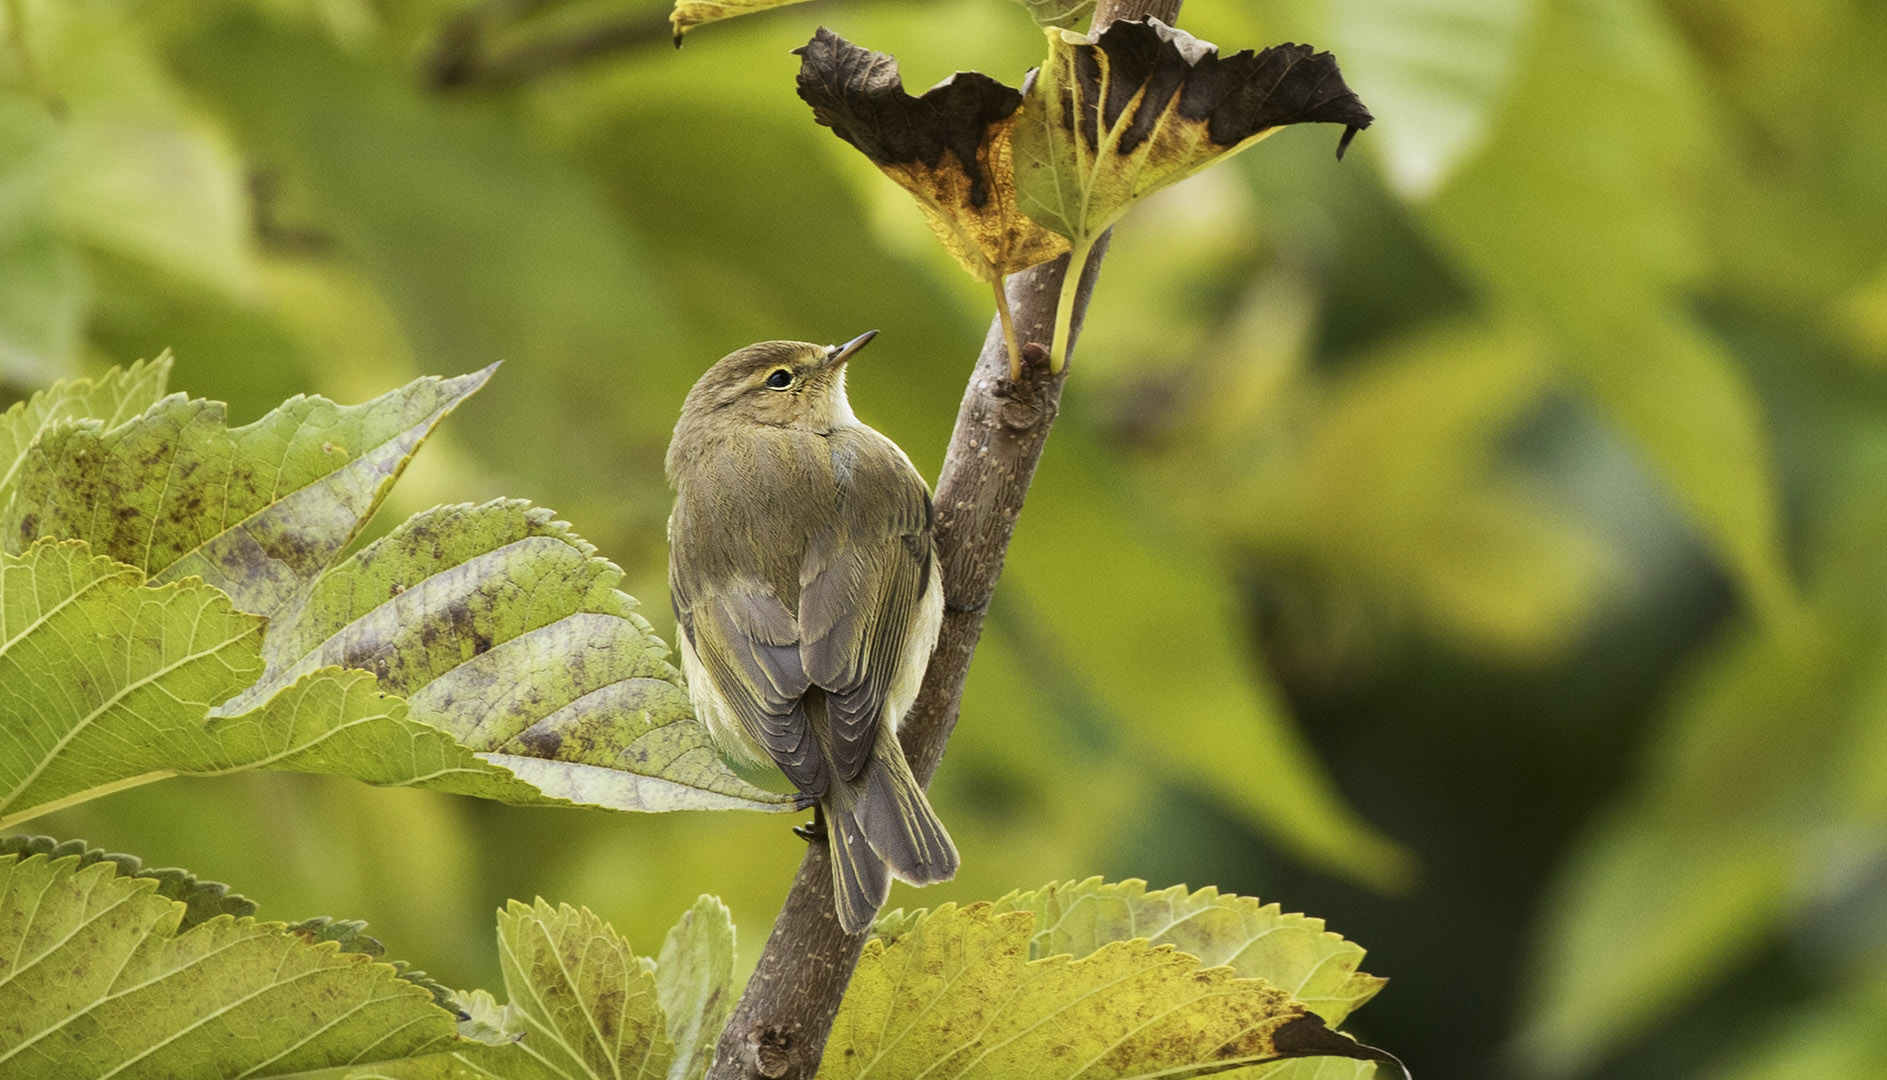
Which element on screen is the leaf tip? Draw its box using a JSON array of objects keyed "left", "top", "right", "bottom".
[{"left": 1337, "top": 124, "right": 1362, "bottom": 160}]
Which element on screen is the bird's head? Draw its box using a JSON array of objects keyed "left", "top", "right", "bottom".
[{"left": 677, "top": 331, "right": 877, "bottom": 435}]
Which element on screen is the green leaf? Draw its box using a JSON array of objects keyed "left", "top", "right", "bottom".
[
  {"left": 18, "top": 2, "right": 257, "bottom": 297},
  {"left": 1006, "top": 437, "right": 1413, "bottom": 889},
  {"left": 654, "top": 897, "right": 736, "bottom": 1080},
  {"left": 0, "top": 834, "right": 254, "bottom": 930},
  {"left": 1223, "top": 320, "right": 1613, "bottom": 660},
  {"left": 670, "top": 0, "right": 816, "bottom": 44},
  {"left": 1703, "top": 965, "right": 1887, "bottom": 1080},
  {"left": 1328, "top": 0, "right": 1536, "bottom": 198},
  {"left": 225, "top": 499, "right": 791, "bottom": 813},
  {"left": 5, "top": 365, "right": 495, "bottom": 620},
  {"left": 329, "top": 900, "right": 685, "bottom": 1080},
  {"left": 1012, "top": 18, "right": 1372, "bottom": 252},
  {"left": 208, "top": 666, "right": 543, "bottom": 804},
  {"left": 1423, "top": 0, "right": 1803, "bottom": 629},
  {"left": 1008, "top": 0, "right": 1096, "bottom": 31},
  {"left": 49, "top": 116, "right": 255, "bottom": 296},
  {"left": 795, "top": 29, "right": 1069, "bottom": 284},
  {"left": 0, "top": 851, "right": 456, "bottom": 1079},
  {"left": 0, "top": 354, "right": 171, "bottom": 506},
  {"left": 980, "top": 878, "right": 1386, "bottom": 1027},
  {"left": 287, "top": 916, "right": 460, "bottom": 1014},
  {"left": 0, "top": 538, "right": 537, "bottom": 827},
  {"left": 0, "top": 540, "right": 265, "bottom": 827},
  {"left": 0, "top": 226, "right": 86, "bottom": 387},
  {"left": 495, "top": 899, "right": 673, "bottom": 1080},
  {"left": 825, "top": 901, "right": 1402, "bottom": 1079}
]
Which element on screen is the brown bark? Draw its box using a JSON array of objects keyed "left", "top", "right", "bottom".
[{"left": 705, "top": 1, "right": 1181, "bottom": 1075}]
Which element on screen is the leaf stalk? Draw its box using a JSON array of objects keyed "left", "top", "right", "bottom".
[{"left": 993, "top": 276, "right": 1025, "bottom": 380}]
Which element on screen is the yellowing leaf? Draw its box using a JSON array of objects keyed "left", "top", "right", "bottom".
[
  {"left": 0, "top": 852, "right": 456, "bottom": 1078},
  {"left": 670, "top": 0, "right": 816, "bottom": 45},
  {"left": 828, "top": 902, "right": 1403, "bottom": 1079},
  {"left": 795, "top": 28, "right": 1068, "bottom": 284},
  {"left": 1011, "top": 18, "right": 1371, "bottom": 369},
  {"left": 1012, "top": 18, "right": 1372, "bottom": 251},
  {"left": 983, "top": 878, "right": 1386, "bottom": 1028}
]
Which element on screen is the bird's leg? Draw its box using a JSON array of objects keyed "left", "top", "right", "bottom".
[{"left": 791, "top": 800, "right": 826, "bottom": 843}]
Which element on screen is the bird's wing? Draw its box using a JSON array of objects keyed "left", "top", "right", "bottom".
[
  {"left": 799, "top": 441, "right": 935, "bottom": 783},
  {"left": 671, "top": 512, "right": 825, "bottom": 795}
]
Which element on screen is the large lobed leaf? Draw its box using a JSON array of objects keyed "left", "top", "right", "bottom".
[
  {"left": 980, "top": 878, "right": 1386, "bottom": 1027},
  {"left": 0, "top": 851, "right": 457, "bottom": 1079},
  {"left": 796, "top": 28, "right": 1069, "bottom": 284},
  {"left": 0, "top": 541, "right": 264, "bottom": 827},
  {"left": 0, "top": 354, "right": 172, "bottom": 505},
  {"left": 831, "top": 901, "right": 1401, "bottom": 1079},
  {"left": 0, "top": 539, "right": 542, "bottom": 828},
  {"left": 336, "top": 898, "right": 708, "bottom": 1080},
  {"left": 3, "top": 365, "right": 496, "bottom": 620},
  {"left": 0, "top": 362, "right": 787, "bottom": 825},
  {"left": 1012, "top": 19, "right": 1372, "bottom": 254},
  {"left": 221, "top": 498, "right": 790, "bottom": 813}
]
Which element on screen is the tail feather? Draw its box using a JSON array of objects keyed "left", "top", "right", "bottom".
[
  {"left": 856, "top": 754, "right": 959, "bottom": 886},
  {"left": 828, "top": 802, "right": 891, "bottom": 934}
]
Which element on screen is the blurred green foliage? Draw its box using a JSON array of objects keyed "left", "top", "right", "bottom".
[{"left": 2, "top": 0, "right": 1884, "bottom": 1078}]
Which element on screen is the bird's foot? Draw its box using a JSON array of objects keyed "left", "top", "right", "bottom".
[{"left": 792, "top": 801, "right": 826, "bottom": 843}]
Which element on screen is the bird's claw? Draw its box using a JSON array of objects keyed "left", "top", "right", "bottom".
[{"left": 792, "top": 801, "right": 826, "bottom": 843}]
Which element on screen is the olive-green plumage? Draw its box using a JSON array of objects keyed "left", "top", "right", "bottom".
[{"left": 666, "top": 333, "right": 957, "bottom": 932}]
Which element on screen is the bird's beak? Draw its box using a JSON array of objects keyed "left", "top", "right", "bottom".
[{"left": 827, "top": 330, "right": 878, "bottom": 369}]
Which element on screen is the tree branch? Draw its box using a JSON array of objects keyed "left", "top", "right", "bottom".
[
  {"left": 706, "top": 1, "right": 1180, "bottom": 1076},
  {"left": 425, "top": 0, "right": 673, "bottom": 91}
]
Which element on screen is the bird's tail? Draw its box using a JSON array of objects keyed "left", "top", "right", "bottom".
[
  {"left": 855, "top": 747, "right": 958, "bottom": 885},
  {"left": 828, "top": 797, "right": 891, "bottom": 935},
  {"left": 824, "top": 737, "right": 959, "bottom": 934}
]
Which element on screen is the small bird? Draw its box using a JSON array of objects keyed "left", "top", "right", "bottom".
[{"left": 666, "top": 332, "right": 958, "bottom": 932}]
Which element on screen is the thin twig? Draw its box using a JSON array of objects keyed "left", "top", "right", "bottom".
[{"left": 705, "top": 1, "right": 1178, "bottom": 1075}]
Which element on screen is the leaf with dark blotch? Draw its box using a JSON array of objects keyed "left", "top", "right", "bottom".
[
  {"left": 0, "top": 539, "right": 542, "bottom": 830},
  {"left": 986, "top": 877, "right": 1388, "bottom": 1028},
  {"left": 796, "top": 28, "right": 1068, "bottom": 283},
  {"left": 3, "top": 365, "right": 494, "bottom": 622},
  {"left": 670, "top": 0, "right": 815, "bottom": 44},
  {"left": 0, "top": 353, "right": 171, "bottom": 509},
  {"left": 222, "top": 499, "right": 793, "bottom": 814},
  {"left": 1014, "top": 18, "right": 1371, "bottom": 246},
  {"left": 826, "top": 901, "right": 1406, "bottom": 1079},
  {"left": 1012, "top": 18, "right": 1370, "bottom": 370}
]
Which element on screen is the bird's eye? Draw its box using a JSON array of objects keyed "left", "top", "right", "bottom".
[{"left": 764, "top": 369, "right": 793, "bottom": 390}]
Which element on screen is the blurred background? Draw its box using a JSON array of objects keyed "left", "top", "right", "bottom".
[{"left": 4, "top": 0, "right": 1886, "bottom": 1076}]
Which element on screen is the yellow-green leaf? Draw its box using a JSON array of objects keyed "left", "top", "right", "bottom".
[
  {"left": 827, "top": 901, "right": 1402, "bottom": 1079},
  {"left": 670, "top": 0, "right": 816, "bottom": 45},
  {"left": 795, "top": 28, "right": 1068, "bottom": 283},
  {"left": 1012, "top": 18, "right": 1372, "bottom": 253},
  {"left": 0, "top": 354, "right": 171, "bottom": 506},
  {"left": 981, "top": 878, "right": 1386, "bottom": 1027},
  {"left": 0, "top": 852, "right": 456, "bottom": 1079}
]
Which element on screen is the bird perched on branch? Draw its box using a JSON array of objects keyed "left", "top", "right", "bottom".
[{"left": 666, "top": 332, "right": 958, "bottom": 932}]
